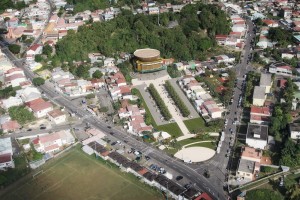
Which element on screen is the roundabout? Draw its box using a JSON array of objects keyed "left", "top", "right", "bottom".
[{"left": 174, "top": 146, "right": 215, "bottom": 163}]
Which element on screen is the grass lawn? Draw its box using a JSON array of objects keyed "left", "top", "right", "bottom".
[
  {"left": 0, "top": 154, "right": 30, "bottom": 187},
  {"left": 184, "top": 118, "right": 221, "bottom": 134},
  {"left": 1, "top": 146, "right": 163, "bottom": 200},
  {"left": 246, "top": 188, "right": 283, "bottom": 200},
  {"left": 185, "top": 142, "right": 217, "bottom": 150},
  {"left": 156, "top": 123, "right": 182, "bottom": 138},
  {"left": 133, "top": 88, "right": 182, "bottom": 138}
]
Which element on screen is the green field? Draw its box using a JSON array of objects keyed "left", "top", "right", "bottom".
[
  {"left": 184, "top": 118, "right": 221, "bottom": 134},
  {"left": 1, "top": 147, "right": 162, "bottom": 200},
  {"left": 185, "top": 142, "right": 217, "bottom": 150}
]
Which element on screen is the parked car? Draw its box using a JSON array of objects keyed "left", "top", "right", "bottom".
[
  {"left": 176, "top": 175, "right": 183, "bottom": 181},
  {"left": 40, "top": 127, "right": 46, "bottom": 130},
  {"left": 27, "top": 129, "right": 32, "bottom": 131}
]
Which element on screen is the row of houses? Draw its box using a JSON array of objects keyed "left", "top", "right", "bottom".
[
  {"left": 83, "top": 140, "right": 210, "bottom": 200},
  {"left": 51, "top": 67, "right": 104, "bottom": 97},
  {"left": 215, "top": 14, "right": 246, "bottom": 49},
  {"left": 179, "top": 76, "right": 223, "bottom": 119},
  {"left": 4, "top": 0, "right": 51, "bottom": 40}
]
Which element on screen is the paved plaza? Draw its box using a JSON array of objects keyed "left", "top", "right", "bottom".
[
  {"left": 132, "top": 71, "right": 192, "bottom": 136},
  {"left": 174, "top": 147, "right": 215, "bottom": 163}
]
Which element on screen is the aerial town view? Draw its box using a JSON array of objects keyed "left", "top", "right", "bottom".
[{"left": 0, "top": 0, "right": 300, "bottom": 199}]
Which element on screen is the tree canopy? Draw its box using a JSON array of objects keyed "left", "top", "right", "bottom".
[
  {"left": 92, "top": 70, "right": 103, "bottom": 79},
  {"left": 8, "top": 106, "right": 35, "bottom": 125},
  {"left": 267, "top": 27, "right": 293, "bottom": 47},
  {"left": 8, "top": 44, "right": 21, "bottom": 54},
  {"left": 55, "top": 4, "right": 230, "bottom": 62},
  {"left": 32, "top": 77, "right": 45, "bottom": 86}
]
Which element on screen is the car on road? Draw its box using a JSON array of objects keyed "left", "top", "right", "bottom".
[
  {"left": 111, "top": 141, "right": 117, "bottom": 146},
  {"left": 27, "top": 128, "right": 32, "bottom": 131},
  {"left": 40, "top": 126, "right": 46, "bottom": 130},
  {"left": 107, "top": 126, "right": 111, "bottom": 129},
  {"left": 176, "top": 175, "right": 183, "bottom": 181}
]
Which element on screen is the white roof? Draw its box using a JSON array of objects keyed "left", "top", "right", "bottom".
[
  {"left": 0, "top": 138, "right": 13, "bottom": 155},
  {"left": 153, "top": 131, "right": 171, "bottom": 140}
]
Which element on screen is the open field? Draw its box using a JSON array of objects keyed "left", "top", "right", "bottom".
[{"left": 1, "top": 147, "right": 162, "bottom": 200}]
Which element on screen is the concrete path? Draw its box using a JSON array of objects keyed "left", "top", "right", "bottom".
[
  {"left": 177, "top": 134, "right": 195, "bottom": 141},
  {"left": 174, "top": 147, "right": 215, "bottom": 162}
]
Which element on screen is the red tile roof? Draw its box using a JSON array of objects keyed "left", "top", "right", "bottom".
[
  {"left": 29, "top": 44, "right": 42, "bottom": 52},
  {"left": 194, "top": 193, "right": 213, "bottom": 200},
  {"left": 1, "top": 120, "right": 21, "bottom": 131},
  {"left": 0, "top": 153, "right": 12, "bottom": 163},
  {"left": 26, "top": 98, "right": 53, "bottom": 112},
  {"left": 250, "top": 106, "right": 271, "bottom": 116}
]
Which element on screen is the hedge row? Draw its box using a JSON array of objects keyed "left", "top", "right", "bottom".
[
  {"left": 148, "top": 84, "right": 172, "bottom": 121},
  {"left": 165, "top": 81, "right": 190, "bottom": 117}
]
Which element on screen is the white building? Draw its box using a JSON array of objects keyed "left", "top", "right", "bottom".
[
  {"left": 33, "top": 130, "right": 75, "bottom": 154},
  {"left": 0, "top": 138, "right": 14, "bottom": 170},
  {"left": 246, "top": 123, "right": 268, "bottom": 149},
  {"left": 253, "top": 86, "right": 266, "bottom": 106},
  {"left": 289, "top": 123, "right": 300, "bottom": 140},
  {"left": 1, "top": 96, "right": 23, "bottom": 109},
  {"left": 47, "top": 109, "right": 66, "bottom": 124},
  {"left": 16, "top": 86, "right": 42, "bottom": 103}
]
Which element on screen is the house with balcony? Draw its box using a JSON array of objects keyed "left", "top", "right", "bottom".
[{"left": 246, "top": 123, "right": 268, "bottom": 149}]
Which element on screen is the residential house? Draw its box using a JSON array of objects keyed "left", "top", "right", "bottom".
[
  {"left": 236, "top": 158, "right": 259, "bottom": 181},
  {"left": 253, "top": 86, "right": 266, "bottom": 106},
  {"left": 47, "top": 109, "right": 66, "bottom": 124},
  {"left": 259, "top": 73, "right": 272, "bottom": 93},
  {"left": 127, "top": 115, "right": 152, "bottom": 135},
  {"left": 17, "top": 86, "right": 42, "bottom": 103},
  {"left": 0, "top": 138, "right": 14, "bottom": 170},
  {"left": 246, "top": 123, "right": 268, "bottom": 149},
  {"left": 250, "top": 106, "right": 271, "bottom": 124},
  {"left": 33, "top": 130, "right": 75, "bottom": 154},
  {"left": 202, "top": 100, "right": 222, "bottom": 119},
  {"left": 269, "top": 62, "right": 292, "bottom": 76},
  {"left": 5, "top": 74, "right": 27, "bottom": 87},
  {"left": 1, "top": 96, "right": 23, "bottom": 109},
  {"left": 1, "top": 120, "right": 21, "bottom": 133},
  {"left": 289, "top": 123, "right": 300, "bottom": 140},
  {"left": 26, "top": 98, "right": 53, "bottom": 118},
  {"left": 27, "top": 44, "right": 43, "bottom": 56}
]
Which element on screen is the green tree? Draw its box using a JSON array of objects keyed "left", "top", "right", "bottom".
[
  {"left": 34, "top": 55, "right": 43, "bottom": 62},
  {"left": 287, "top": 184, "right": 300, "bottom": 200},
  {"left": 8, "top": 106, "right": 35, "bottom": 125},
  {"left": 32, "top": 77, "right": 45, "bottom": 86},
  {"left": 42, "top": 44, "right": 53, "bottom": 57},
  {"left": 8, "top": 44, "right": 21, "bottom": 54},
  {"left": 75, "top": 65, "right": 90, "bottom": 79},
  {"left": 92, "top": 70, "right": 103, "bottom": 79}
]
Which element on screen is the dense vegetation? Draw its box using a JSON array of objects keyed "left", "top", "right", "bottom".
[
  {"left": 165, "top": 81, "right": 190, "bottom": 117},
  {"left": 8, "top": 106, "right": 35, "bottom": 125},
  {"left": 0, "top": 0, "right": 27, "bottom": 14},
  {"left": 242, "top": 71, "right": 260, "bottom": 107},
  {"left": 148, "top": 84, "right": 172, "bottom": 121},
  {"left": 267, "top": 27, "right": 294, "bottom": 47},
  {"left": 246, "top": 189, "right": 282, "bottom": 200},
  {"left": 0, "top": 86, "right": 19, "bottom": 99},
  {"left": 66, "top": 0, "right": 109, "bottom": 13},
  {"left": 32, "top": 77, "right": 45, "bottom": 86},
  {"left": 55, "top": 4, "right": 230, "bottom": 62}
]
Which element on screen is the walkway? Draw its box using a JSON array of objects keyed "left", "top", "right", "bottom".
[{"left": 132, "top": 71, "right": 191, "bottom": 136}]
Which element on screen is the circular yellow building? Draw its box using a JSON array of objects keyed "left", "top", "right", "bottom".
[{"left": 133, "top": 48, "right": 165, "bottom": 73}]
